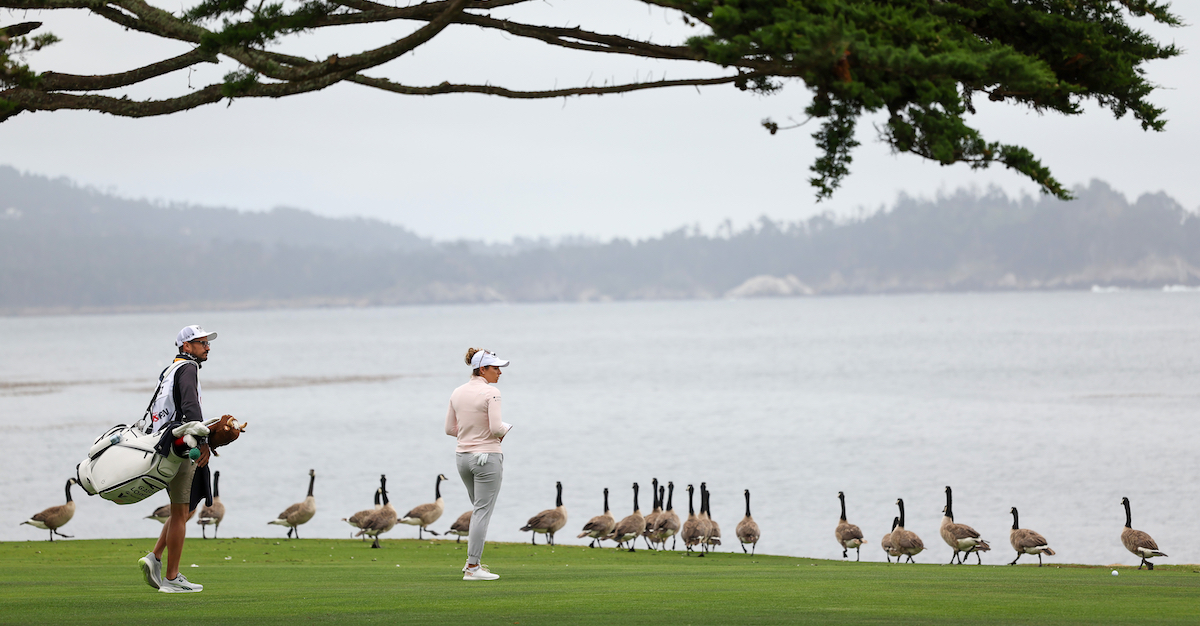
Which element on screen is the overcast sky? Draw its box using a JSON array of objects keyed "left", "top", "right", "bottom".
[{"left": 2, "top": 1, "right": 1197, "bottom": 242}]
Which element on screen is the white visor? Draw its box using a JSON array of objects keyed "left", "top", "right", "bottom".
[{"left": 471, "top": 350, "right": 510, "bottom": 369}]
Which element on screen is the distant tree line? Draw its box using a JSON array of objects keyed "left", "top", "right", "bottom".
[{"left": 1, "top": 166, "right": 1198, "bottom": 313}]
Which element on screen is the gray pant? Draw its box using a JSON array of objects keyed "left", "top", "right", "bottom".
[{"left": 455, "top": 452, "right": 503, "bottom": 565}]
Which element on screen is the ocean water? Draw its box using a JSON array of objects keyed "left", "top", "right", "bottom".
[{"left": 2, "top": 291, "right": 1197, "bottom": 566}]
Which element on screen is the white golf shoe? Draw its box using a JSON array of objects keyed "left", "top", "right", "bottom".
[
  {"left": 462, "top": 564, "right": 499, "bottom": 581},
  {"left": 138, "top": 553, "right": 162, "bottom": 590}
]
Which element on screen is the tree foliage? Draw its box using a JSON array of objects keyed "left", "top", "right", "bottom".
[{"left": 0, "top": 1, "right": 1182, "bottom": 199}]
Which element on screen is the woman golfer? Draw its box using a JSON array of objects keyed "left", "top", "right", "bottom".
[{"left": 445, "top": 348, "right": 512, "bottom": 581}]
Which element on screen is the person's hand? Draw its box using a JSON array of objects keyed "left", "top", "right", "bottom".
[{"left": 197, "top": 443, "right": 211, "bottom": 468}]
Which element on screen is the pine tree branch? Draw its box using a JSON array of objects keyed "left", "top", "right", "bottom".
[{"left": 38, "top": 47, "right": 218, "bottom": 90}]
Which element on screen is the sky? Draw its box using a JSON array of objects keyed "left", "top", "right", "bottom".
[{"left": 2, "top": 1, "right": 1198, "bottom": 242}]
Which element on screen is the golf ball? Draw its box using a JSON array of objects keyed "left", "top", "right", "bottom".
[{"left": 1112, "top": 570, "right": 1119, "bottom": 576}]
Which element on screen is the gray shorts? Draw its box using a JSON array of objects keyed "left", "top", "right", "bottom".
[{"left": 168, "top": 460, "right": 196, "bottom": 505}]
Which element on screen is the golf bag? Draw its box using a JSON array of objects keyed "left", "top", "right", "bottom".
[{"left": 76, "top": 424, "right": 191, "bottom": 504}]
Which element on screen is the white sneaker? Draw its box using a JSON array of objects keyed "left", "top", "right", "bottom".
[
  {"left": 138, "top": 553, "right": 161, "bottom": 590},
  {"left": 462, "top": 564, "right": 499, "bottom": 581},
  {"left": 159, "top": 574, "right": 204, "bottom": 593}
]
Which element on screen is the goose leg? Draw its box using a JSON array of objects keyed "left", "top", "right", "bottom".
[
  {"left": 975, "top": 551, "right": 982, "bottom": 565},
  {"left": 48, "top": 530, "right": 53, "bottom": 542},
  {"left": 295, "top": 527, "right": 301, "bottom": 539},
  {"left": 856, "top": 546, "right": 860, "bottom": 562},
  {"left": 530, "top": 533, "right": 537, "bottom": 546},
  {"left": 202, "top": 526, "right": 208, "bottom": 540},
  {"left": 287, "top": 527, "right": 294, "bottom": 539},
  {"left": 949, "top": 552, "right": 957, "bottom": 565},
  {"left": 1037, "top": 553, "right": 1043, "bottom": 567},
  {"left": 843, "top": 548, "right": 848, "bottom": 559},
  {"left": 371, "top": 537, "right": 381, "bottom": 549},
  {"left": 741, "top": 543, "right": 747, "bottom": 554},
  {"left": 549, "top": 533, "right": 555, "bottom": 547},
  {"left": 752, "top": 543, "right": 757, "bottom": 556},
  {"left": 418, "top": 528, "right": 424, "bottom": 541},
  {"left": 1010, "top": 553, "right": 1021, "bottom": 565},
  {"left": 672, "top": 537, "right": 677, "bottom": 550},
  {"left": 428, "top": 529, "right": 440, "bottom": 536}
]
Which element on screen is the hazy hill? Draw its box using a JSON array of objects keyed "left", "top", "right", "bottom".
[{"left": 1, "top": 166, "right": 1198, "bottom": 313}]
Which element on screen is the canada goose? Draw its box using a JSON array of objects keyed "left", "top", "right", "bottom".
[
  {"left": 835, "top": 491, "right": 866, "bottom": 561},
  {"left": 609, "top": 482, "right": 645, "bottom": 552},
  {"left": 357, "top": 485, "right": 398, "bottom": 548},
  {"left": 736, "top": 489, "right": 761, "bottom": 555},
  {"left": 701, "top": 484, "right": 721, "bottom": 551},
  {"left": 892, "top": 499, "right": 925, "bottom": 563},
  {"left": 145, "top": 505, "right": 171, "bottom": 524},
  {"left": 146, "top": 503, "right": 197, "bottom": 524},
  {"left": 197, "top": 470, "right": 226, "bottom": 539},
  {"left": 940, "top": 486, "right": 989, "bottom": 564},
  {"left": 652, "top": 482, "right": 681, "bottom": 551},
  {"left": 577, "top": 487, "right": 616, "bottom": 548},
  {"left": 641, "top": 479, "right": 662, "bottom": 550},
  {"left": 1121, "top": 497, "right": 1167, "bottom": 570},
  {"left": 680, "top": 484, "right": 705, "bottom": 555},
  {"left": 521, "top": 481, "right": 569, "bottom": 546},
  {"left": 343, "top": 472, "right": 384, "bottom": 530},
  {"left": 882, "top": 517, "right": 902, "bottom": 563},
  {"left": 446, "top": 510, "right": 472, "bottom": 542},
  {"left": 268, "top": 469, "right": 316, "bottom": 538},
  {"left": 399, "top": 474, "right": 447, "bottom": 540},
  {"left": 22, "top": 478, "right": 78, "bottom": 541},
  {"left": 345, "top": 488, "right": 382, "bottom": 540},
  {"left": 1008, "top": 507, "right": 1055, "bottom": 566}
]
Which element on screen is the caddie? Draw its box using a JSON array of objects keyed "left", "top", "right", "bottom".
[{"left": 138, "top": 325, "right": 215, "bottom": 593}]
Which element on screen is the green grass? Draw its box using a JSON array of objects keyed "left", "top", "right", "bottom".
[{"left": 2, "top": 538, "right": 1197, "bottom": 625}]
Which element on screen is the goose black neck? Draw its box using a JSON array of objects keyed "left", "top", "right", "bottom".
[
  {"left": 897, "top": 499, "right": 905, "bottom": 527},
  {"left": 307, "top": 472, "right": 315, "bottom": 497},
  {"left": 1011, "top": 508, "right": 1019, "bottom": 530},
  {"left": 381, "top": 488, "right": 390, "bottom": 506},
  {"left": 687, "top": 486, "right": 695, "bottom": 516},
  {"left": 435, "top": 475, "right": 443, "bottom": 499},
  {"left": 658, "top": 487, "right": 665, "bottom": 511},
  {"left": 701, "top": 489, "right": 710, "bottom": 516},
  {"left": 1123, "top": 499, "right": 1132, "bottom": 528},
  {"left": 64, "top": 479, "right": 74, "bottom": 503},
  {"left": 555, "top": 482, "right": 563, "bottom": 507},
  {"left": 839, "top": 493, "right": 847, "bottom": 521},
  {"left": 744, "top": 490, "right": 752, "bottom": 517},
  {"left": 603, "top": 488, "right": 609, "bottom": 513},
  {"left": 373, "top": 489, "right": 381, "bottom": 506},
  {"left": 632, "top": 483, "right": 639, "bottom": 512},
  {"left": 213, "top": 471, "right": 220, "bottom": 498},
  {"left": 666, "top": 483, "right": 675, "bottom": 511},
  {"left": 945, "top": 487, "right": 953, "bottom": 519},
  {"left": 891, "top": 517, "right": 899, "bottom": 531},
  {"left": 651, "top": 478, "right": 659, "bottom": 505}
]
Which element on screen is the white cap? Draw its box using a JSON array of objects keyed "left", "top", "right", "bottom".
[
  {"left": 176, "top": 325, "right": 218, "bottom": 347},
  {"left": 470, "top": 350, "right": 509, "bottom": 369}
]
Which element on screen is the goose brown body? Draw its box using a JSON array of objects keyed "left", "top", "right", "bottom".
[
  {"left": 651, "top": 482, "right": 681, "bottom": 550},
  {"left": 268, "top": 469, "right": 316, "bottom": 538},
  {"left": 892, "top": 499, "right": 925, "bottom": 563},
  {"left": 1121, "top": 497, "right": 1166, "bottom": 570},
  {"left": 940, "top": 486, "right": 989, "bottom": 564},
  {"left": 701, "top": 484, "right": 721, "bottom": 550},
  {"left": 578, "top": 487, "right": 616, "bottom": 548},
  {"left": 1008, "top": 507, "right": 1055, "bottom": 566},
  {"left": 736, "top": 489, "right": 761, "bottom": 555},
  {"left": 609, "top": 483, "right": 645, "bottom": 552},
  {"left": 521, "top": 481, "right": 568, "bottom": 546},
  {"left": 400, "top": 474, "right": 446, "bottom": 539},
  {"left": 357, "top": 482, "right": 398, "bottom": 548},
  {"left": 197, "top": 470, "right": 226, "bottom": 539},
  {"left": 882, "top": 517, "right": 902, "bottom": 562},
  {"left": 446, "top": 510, "right": 472, "bottom": 542},
  {"left": 835, "top": 491, "right": 866, "bottom": 561},
  {"left": 22, "top": 479, "right": 77, "bottom": 541},
  {"left": 679, "top": 484, "right": 705, "bottom": 554}
]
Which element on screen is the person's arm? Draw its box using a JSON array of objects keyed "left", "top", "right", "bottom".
[
  {"left": 487, "top": 391, "right": 506, "bottom": 438},
  {"left": 174, "top": 363, "right": 210, "bottom": 467},
  {"left": 445, "top": 400, "right": 459, "bottom": 437}
]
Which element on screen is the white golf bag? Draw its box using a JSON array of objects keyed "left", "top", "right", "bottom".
[{"left": 76, "top": 424, "right": 191, "bottom": 504}]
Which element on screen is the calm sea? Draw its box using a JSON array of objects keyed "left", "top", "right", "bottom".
[{"left": 2, "top": 291, "right": 1197, "bottom": 566}]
